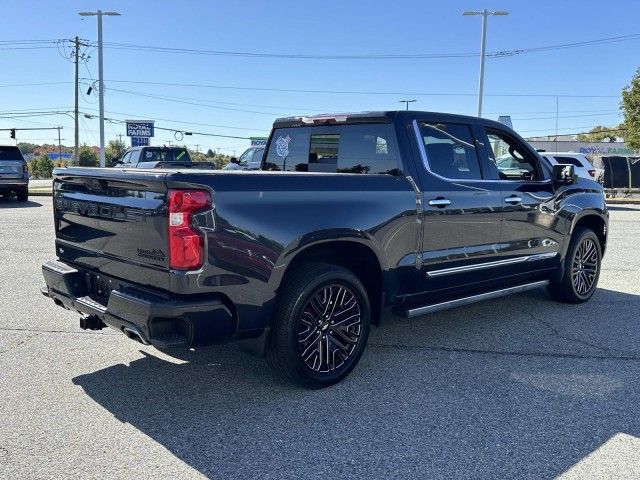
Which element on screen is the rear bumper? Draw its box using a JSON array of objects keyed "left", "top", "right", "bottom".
[
  {"left": 41, "top": 259, "right": 236, "bottom": 349},
  {"left": 0, "top": 178, "right": 28, "bottom": 191}
]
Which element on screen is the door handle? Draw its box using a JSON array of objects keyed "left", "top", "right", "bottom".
[
  {"left": 428, "top": 198, "right": 451, "bottom": 208},
  {"left": 504, "top": 195, "right": 522, "bottom": 205}
]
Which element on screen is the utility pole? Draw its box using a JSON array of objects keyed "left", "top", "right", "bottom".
[
  {"left": 555, "top": 96, "right": 559, "bottom": 152},
  {"left": 463, "top": 10, "right": 509, "bottom": 117},
  {"left": 79, "top": 10, "right": 121, "bottom": 167},
  {"left": 57, "top": 126, "right": 62, "bottom": 162},
  {"left": 195, "top": 144, "right": 201, "bottom": 153},
  {"left": 74, "top": 36, "right": 80, "bottom": 164}
]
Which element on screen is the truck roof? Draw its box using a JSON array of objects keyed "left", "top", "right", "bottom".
[{"left": 273, "top": 110, "right": 507, "bottom": 129}]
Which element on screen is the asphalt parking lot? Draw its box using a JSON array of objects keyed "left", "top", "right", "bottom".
[{"left": 1, "top": 197, "right": 639, "bottom": 479}]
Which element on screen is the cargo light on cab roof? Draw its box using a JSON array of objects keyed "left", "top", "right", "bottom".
[{"left": 300, "top": 114, "right": 350, "bottom": 124}]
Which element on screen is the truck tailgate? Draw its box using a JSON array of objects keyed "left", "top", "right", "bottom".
[
  {"left": 0, "top": 159, "right": 24, "bottom": 179},
  {"left": 53, "top": 168, "right": 171, "bottom": 291}
]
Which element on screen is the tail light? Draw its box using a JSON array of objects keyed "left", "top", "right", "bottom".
[
  {"left": 588, "top": 169, "right": 596, "bottom": 177},
  {"left": 23, "top": 161, "right": 28, "bottom": 173},
  {"left": 168, "top": 189, "right": 211, "bottom": 270}
]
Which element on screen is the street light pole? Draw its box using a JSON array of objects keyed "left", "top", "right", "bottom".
[
  {"left": 463, "top": 9, "right": 508, "bottom": 117},
  {"left": 79, "top": 9, "right": 120, "bottom": 167},
  {"left": 399, "top": 99, "right": 416, "bottom": 111},
  {"left": 477, "top": 11, "right": 488, "bottom": 118}
]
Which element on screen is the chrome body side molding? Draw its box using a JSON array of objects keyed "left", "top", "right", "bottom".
[{"left": 426, "top": 252, "right": 557, "bottom": 278}]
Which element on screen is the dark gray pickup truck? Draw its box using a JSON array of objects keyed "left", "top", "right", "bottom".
[
  {"left": 41, "top": 111, "right": 608, "bottom": 388},
  {"left": 112, "top": 146, "right": 214, "bottom": 170}
]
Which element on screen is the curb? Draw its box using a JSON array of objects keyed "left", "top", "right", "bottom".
[{"left": 606, "top": 199, "right": 640, "bottom": 205}]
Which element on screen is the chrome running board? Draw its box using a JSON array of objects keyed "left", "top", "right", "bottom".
[{"left": 404, "top": 280, "right": 549, "bottom": 318}]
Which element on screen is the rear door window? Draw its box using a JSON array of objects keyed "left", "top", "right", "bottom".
[
  {"left": 338, "top": 123, "right": 400, "bottom": 175},
  {"left": 418, "top": 122, "right": 482, "bottom": 180}
]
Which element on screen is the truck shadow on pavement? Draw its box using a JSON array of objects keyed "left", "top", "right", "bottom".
[
  {"left": 72, "top": 287, "right": 640, "bottom": 479},
  {"left": 0, "top": 198, "right": 43, "bottom": 208}
]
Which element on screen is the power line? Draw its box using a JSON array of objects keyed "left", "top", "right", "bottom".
[
  {"left": 98, "top": 32, "right": 640, "bottom": 60},
  {"left": 522, "top": 125, "right": 626, "bottom": 135},
  {"left": 103, "top": 86, "right": 283, "bottom": 116},
  {"left": 92, "top": 78, "right": 620, "bottom": 98},
  {"left": 492, "top": 32, "right": 640, "bottom": 57},
  {"left": 0, "top": 81, "right": 71, "bottom": 88},
  {"left": 102, "top": 41, "right": 476, "bottom": 59},
  {"left": 83, "top": 106, "right": 267, "bottom": 132},
  {"left": 511, "top": 111, "right": 621, "bottom": 121},
  {"left": 80, "top": 111, "right": 253, "bottom": 140}
]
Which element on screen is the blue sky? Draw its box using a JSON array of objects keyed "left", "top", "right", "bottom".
[{"left": 0, "top": 0, "right": 638, "bottom": 154}]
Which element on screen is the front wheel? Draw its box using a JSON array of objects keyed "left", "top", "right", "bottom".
[
  {"left": 548, "top": 227, "right": 602, "bottom": 303},
  {"left": 266, "top": 263, "right": 371, "bottom": 388}
]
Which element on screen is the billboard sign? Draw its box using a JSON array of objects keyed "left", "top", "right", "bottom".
[
  {"left": 131, "top": 136, "right": 150, "bottom": 147},
  {"left": 250, "top": 137, "right": 268, "bottom": 147},
  {"left": 527, "top": 141, "right": 640, "bottom": 157},
  {"left": 126, "top": 120, "right": 154, "bottom": 137}
]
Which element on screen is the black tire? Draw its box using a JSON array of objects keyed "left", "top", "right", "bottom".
[
  {"left": 266, "top": 263, "right": 371, "bottom": 388},
  {"left": 548, "top": 227, "right": 602, "bottom": 303},
  {"left": 16, "top": 189, "right": 28, "bottom": 202}
]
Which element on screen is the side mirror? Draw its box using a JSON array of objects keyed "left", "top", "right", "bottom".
[
  {"left": 230, "top": 157, "right": 238, "bottom": 164},
  {"left": 553, "top": 164, "right": 577, "bottom": 184},
  {"left": 109, "top": 157, "right": 120, "bottom": 167}
]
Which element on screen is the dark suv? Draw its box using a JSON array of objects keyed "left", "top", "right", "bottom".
[{"left": 0, "top": 146, "right": 29, "bottom": 201}]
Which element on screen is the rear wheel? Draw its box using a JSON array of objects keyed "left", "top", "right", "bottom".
[
  {"left": 266, "top": 263, "right": 371, "bottom": 388},
  {"left": 549, "top": 227, "right": 601, "bottom": 303},
  {"left": 16, "top": 188, "right": 28, "bottom": 202}
]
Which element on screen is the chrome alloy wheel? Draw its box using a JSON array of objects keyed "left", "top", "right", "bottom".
[
  {"left": 297, "top": 284, "right": 362, "bottom": 373},
  {"left": 572, "top": 238, "right": 599, "bottom": 295}
]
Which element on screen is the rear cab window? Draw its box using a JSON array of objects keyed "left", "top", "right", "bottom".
[
  {"left": 0, "top": 146, "right": 25, "bottom": 161},
  {"left": 141, "top": 148, "right": 191, "bottom": 163},
  {"left": 263, "top": 123, "right": 401, "bottom": 175}
]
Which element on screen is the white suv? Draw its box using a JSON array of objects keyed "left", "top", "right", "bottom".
[{"left": 541, "top": 152, "right": 604, "bottom": 183}]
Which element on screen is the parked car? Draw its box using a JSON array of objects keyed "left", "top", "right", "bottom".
[
  {"left": 111, "top": 146, "right": 214, "bottom": 169},
  {"left": 0, "top": 145, "right": 28, "bottom": 201},
  {"left": 41, "top": 111, "right": 608, "bottom": 388},
  {"left": 541, "top": 152, "right": 604, "bottom": 183},
  {"left": 222, "top": 146, "right": 264, "bottom": 170}
]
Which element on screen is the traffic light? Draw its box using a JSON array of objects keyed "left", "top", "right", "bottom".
[{"left": 10, "top": 128, "right": 15, "bottom": 139}]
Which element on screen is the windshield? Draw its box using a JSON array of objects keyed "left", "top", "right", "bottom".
[{"left": 0, "top": 146, "right": 24, "bottom": 161}]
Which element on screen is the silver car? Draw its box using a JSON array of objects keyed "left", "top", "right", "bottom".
[
  {"left": 542, "top": 152, "right": 604, "bottom": 183},
  {"left": 0, "top": 146, "right": 29, "bottom": 201}
]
